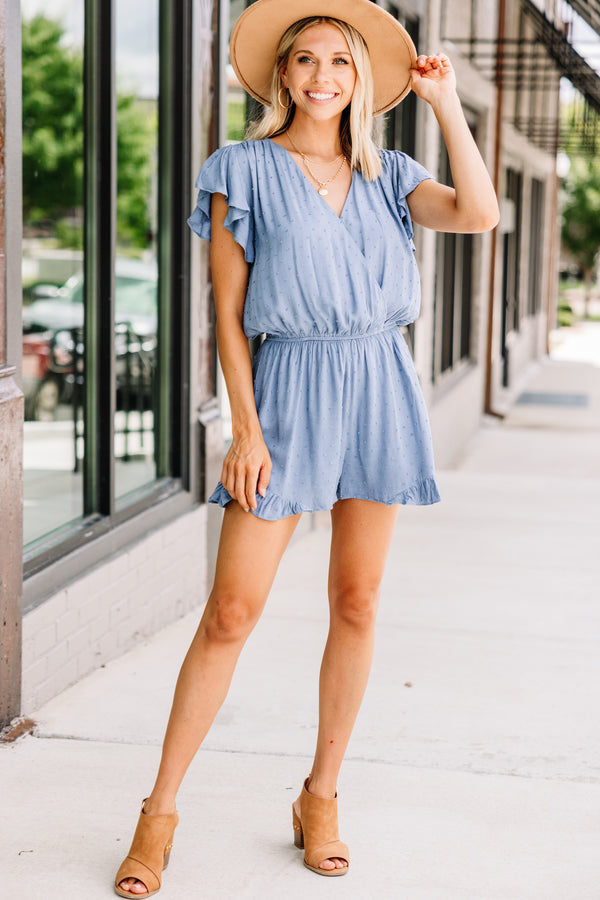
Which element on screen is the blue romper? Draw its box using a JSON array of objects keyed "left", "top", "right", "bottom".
[{"left": 188, "top": 139, "right": 441, "bottom": 519}]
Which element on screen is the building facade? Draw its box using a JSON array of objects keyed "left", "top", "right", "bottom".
[{"left": 2, "top": 0, "right": 597, "bottom": 728}]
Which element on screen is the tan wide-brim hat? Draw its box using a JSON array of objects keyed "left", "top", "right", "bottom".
[{"left": 230, "top": 0, "right": 417, "bottom": 116}]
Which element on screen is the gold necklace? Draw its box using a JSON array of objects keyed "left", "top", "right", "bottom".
[{"left": 286, "top": 131, "right": 347, "bottom": 197}]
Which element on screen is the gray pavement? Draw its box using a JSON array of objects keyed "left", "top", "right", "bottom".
[{"left": 2, "top": 323, "right": 600, "bottom": 899}]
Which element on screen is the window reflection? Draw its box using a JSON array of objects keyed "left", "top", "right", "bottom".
[
  {"left": 114, "top": 0, "right": 159, "bottom": 501},
  {"left": 216, "top": 0, "right": 251, "bottom": 448},
  {"left": 21, "top": 1, "right": 85, "bottom": 545}
]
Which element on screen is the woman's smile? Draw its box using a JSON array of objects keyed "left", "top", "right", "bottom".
[{"left": 305, "top": 90, "right": 340, "bottom": 103}]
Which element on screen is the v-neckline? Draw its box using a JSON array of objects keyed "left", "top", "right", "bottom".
[{"left": 267, "top": 138, "right": 354, "bottom": 221}]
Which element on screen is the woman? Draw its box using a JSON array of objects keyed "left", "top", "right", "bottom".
[{"left": 115, "top": 0, "right": 499, "bottom": 894}]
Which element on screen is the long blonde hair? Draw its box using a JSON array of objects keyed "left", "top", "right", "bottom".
[{"left": 245, "top": 16, "right": 383, "bottom": 181}]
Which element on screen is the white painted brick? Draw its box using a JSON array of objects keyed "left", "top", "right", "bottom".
[
  {"left": 66, "top": 624, "right": 93, "bottom": 659},
  {"left": 143, "top": 569, "right": 168, "bottom": 597},
  {"left": 157, "top": 561, "right": 188, "bottom": 595},
  {"left": 56, "top": 607, "right": 81, "bottom": 642},
  {"left": 138, "top": 551, "right": 158, "bottom": 580},
  {"left": 65, "top": 571, "right": 102, "bottom": 605},
  {"left": 22, "top": 507, "right": 211, "bottom": 709},
  {"left": 185, "top": 567, "right": 207, "bottom": 598},
  {"left": 127, "top": 543, "right": 147, "bottom": 571},
  {"left": 145, "top": 530, "right": 165, "bottom": 554},
  {"left": 163, "top": 524, "right": 184, "bottom": 548},
  {"left": 113, "top": 623, "right": 140, "bottom": 654},
  {"left": 45, "top": 640, "right": 69, "bottom": 673},
  {"left": 54, "top": 657, "right": 79, "bottom": 692},
  {"left": 35, "top": 672, "right": 64, "bottom": 709},
  {"left": 114, "top": 567, "right": 140, "bottom": 598},
  {"left": 90, "top": 631, "right": 110, "bottom": 660},
  {"left": 24, "top": 590, "right": 68, "bottom": 632},
  {"left": 22, "top": 655, "right": 48, "bottom": 696},
  {"left": 159, "top": 581, "right": 181, "bottom": 607},
  {"left": 30, "top": 623, "right": 57, "bottom": 660},
  {"left": 21, "top": 634, "right": 35, "bottom": 667},
  {"left": 109, "top": 600, "right": 132, "bottom": 630},
  {"left": 95, "top": 582, "right": 123, "bottom": 613},
  {"left": 76, "top": 595, "right": 105, "bottom": 628},
  {"left": 127, "top": 587, "right": 151, "bottom": 616},
  {"left": 106, "top": 550, "right": 132, "bottom": 583},
  {"left": 174, "top": 597, "right": 186, "bottom": 618},
  {"left": 88, "top": 611, "right": 111, "bottom": 643},
  {"left": 76, "top": 644, "right": 105, "bottom": 678}
]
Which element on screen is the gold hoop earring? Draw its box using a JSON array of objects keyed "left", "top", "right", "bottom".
[{"left": 278, "top": 87, "right": 293, "bottom": 110}]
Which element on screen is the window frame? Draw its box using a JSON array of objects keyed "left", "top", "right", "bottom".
[{"left": 22, "top": 0, "right": 194, "bottom": 583}]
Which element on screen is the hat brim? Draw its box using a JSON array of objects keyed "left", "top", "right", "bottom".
[{"left": 230, "top": 0, "right": 417, "bottom": 116}]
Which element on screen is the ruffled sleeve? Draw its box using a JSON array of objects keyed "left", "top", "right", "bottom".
[
  {"left": 187, "top": 143, "right": 255, "bottom": 264},
  {"left": 380, "top": 150, "right": 433, "bottom": 244}
]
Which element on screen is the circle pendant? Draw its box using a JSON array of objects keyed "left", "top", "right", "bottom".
[{"left": 318, "top": 188, "right": 329, "bottom": 196}]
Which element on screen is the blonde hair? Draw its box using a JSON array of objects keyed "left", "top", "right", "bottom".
[{"left": 245, "top": 17, "right": 383, "bottom": 181}]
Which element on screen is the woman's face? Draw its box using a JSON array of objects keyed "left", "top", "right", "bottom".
[{"left": 281, "top": 23, "right": 357, "bottom": 122}]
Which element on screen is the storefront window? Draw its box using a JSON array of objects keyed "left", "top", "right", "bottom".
[
  {"left": 21, "top": 0, "right": 190, "bottom": 562},
  {"left": 383, "top": 4, "right": 418, "bottom": 156},
  {"left": 21, "top": 1, "right": 85, "bottom": 544}
]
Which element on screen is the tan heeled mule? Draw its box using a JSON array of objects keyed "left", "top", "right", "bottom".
[
  {"left": 114, "top": 799, "right": 179, "bottom": 898},
  {"left": 292, "top": 778, "right": 349, "bottom": 876}
]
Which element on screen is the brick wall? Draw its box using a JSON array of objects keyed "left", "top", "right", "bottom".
[{"left": 21, "top": 505, "right": 209, "bottom": 712}]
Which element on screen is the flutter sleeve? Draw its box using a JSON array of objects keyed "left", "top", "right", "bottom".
[
  {"left": 380, "top": 149, "right": 433, "bottom": 244},
  {"left": 187, "top": 143, "right": 255, "bottom": 264}
]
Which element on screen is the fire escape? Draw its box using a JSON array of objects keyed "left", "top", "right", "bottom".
[{"left": 441, "top": 0, "right": 600, "bottom": 156}]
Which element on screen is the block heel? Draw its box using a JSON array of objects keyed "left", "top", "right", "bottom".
[{"left": 292, "top": 807, "right": 304, "bottom": 849}]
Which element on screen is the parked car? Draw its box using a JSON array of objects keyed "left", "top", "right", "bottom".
[{"left": 22, "top": 259, "right": 157, "bottom": 420}]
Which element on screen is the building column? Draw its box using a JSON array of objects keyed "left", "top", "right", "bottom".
[{"left": 0, "top": 0, "right": 24, "bottom": 729}]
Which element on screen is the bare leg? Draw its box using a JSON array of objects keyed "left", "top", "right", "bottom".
[
  {"left": 119, "top": 502, "right": 300, "bottom": 894},
  {"left": 293, "top": 499, "right": 399, "bottom": 871}
]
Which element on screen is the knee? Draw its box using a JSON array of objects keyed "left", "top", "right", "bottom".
[
  {"left": 329, "top": 583, "right": 380, "bottom": 630},
  {"left": 202, "top": 592, "right": 259, "bottom": 644}
]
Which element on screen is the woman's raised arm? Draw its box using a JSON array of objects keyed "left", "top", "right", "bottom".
[
  {"left": 406, "top": 54, "right": 500, "bottom": 234},
  {"left": 210, "top": 192, "right": 272, "bottom": 512}
]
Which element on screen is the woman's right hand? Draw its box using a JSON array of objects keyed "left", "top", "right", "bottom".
[{"left": 221, "top": 430, "right": 272, "bottom": 512}]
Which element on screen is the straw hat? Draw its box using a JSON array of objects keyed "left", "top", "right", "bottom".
[{"left": 230, "top": 0, "right": 417, "bottom": 116}]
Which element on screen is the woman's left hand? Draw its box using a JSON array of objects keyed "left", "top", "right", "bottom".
[{"left": 410, "top": 53, "right": 457, "bottom": 105}]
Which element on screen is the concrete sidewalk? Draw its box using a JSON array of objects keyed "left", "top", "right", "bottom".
[{"left": 2, "top": 324, "right": 600, "bottom": 900}]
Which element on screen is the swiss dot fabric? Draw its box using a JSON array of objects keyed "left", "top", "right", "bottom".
[{"left": 188, "top": 139, "right": 441, "bottom": 519}]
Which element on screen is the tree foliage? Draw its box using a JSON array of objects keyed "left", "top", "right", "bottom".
[
  {"left": 22, "top": 14, "right": 156, "bottom": 249},
  {"left": 561, "top": 155, "right": 600, "bottom": 308},
  {"left": 22, "top": 15, "right": 84, "bottom": 224},
  {"left": 560, "top": 98, "right": 600, "bottom": 311}
]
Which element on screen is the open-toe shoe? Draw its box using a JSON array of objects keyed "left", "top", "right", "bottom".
[
  {"left": 114, "top": 799, "right": 178, "bottom": 897},
  {"left": 292, "top": 778, "right": 349, "bottom": 877}
]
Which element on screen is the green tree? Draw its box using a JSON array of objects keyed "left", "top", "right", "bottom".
[
  {"left": 561, "top": 156, "right": 600, "bottom": 317},
  {"left": 22, "top": 14, "right": 84, "bottom": 224},
  {"left": 22, "top": 14, "right": 156, "bottom": 249},
  {"left": 116, "top": 93, "right": 156, "bottom": 249}
]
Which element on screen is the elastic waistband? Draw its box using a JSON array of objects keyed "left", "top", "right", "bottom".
[{"left": 265, "top": 324, "right": 397, "bottom": 343}]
